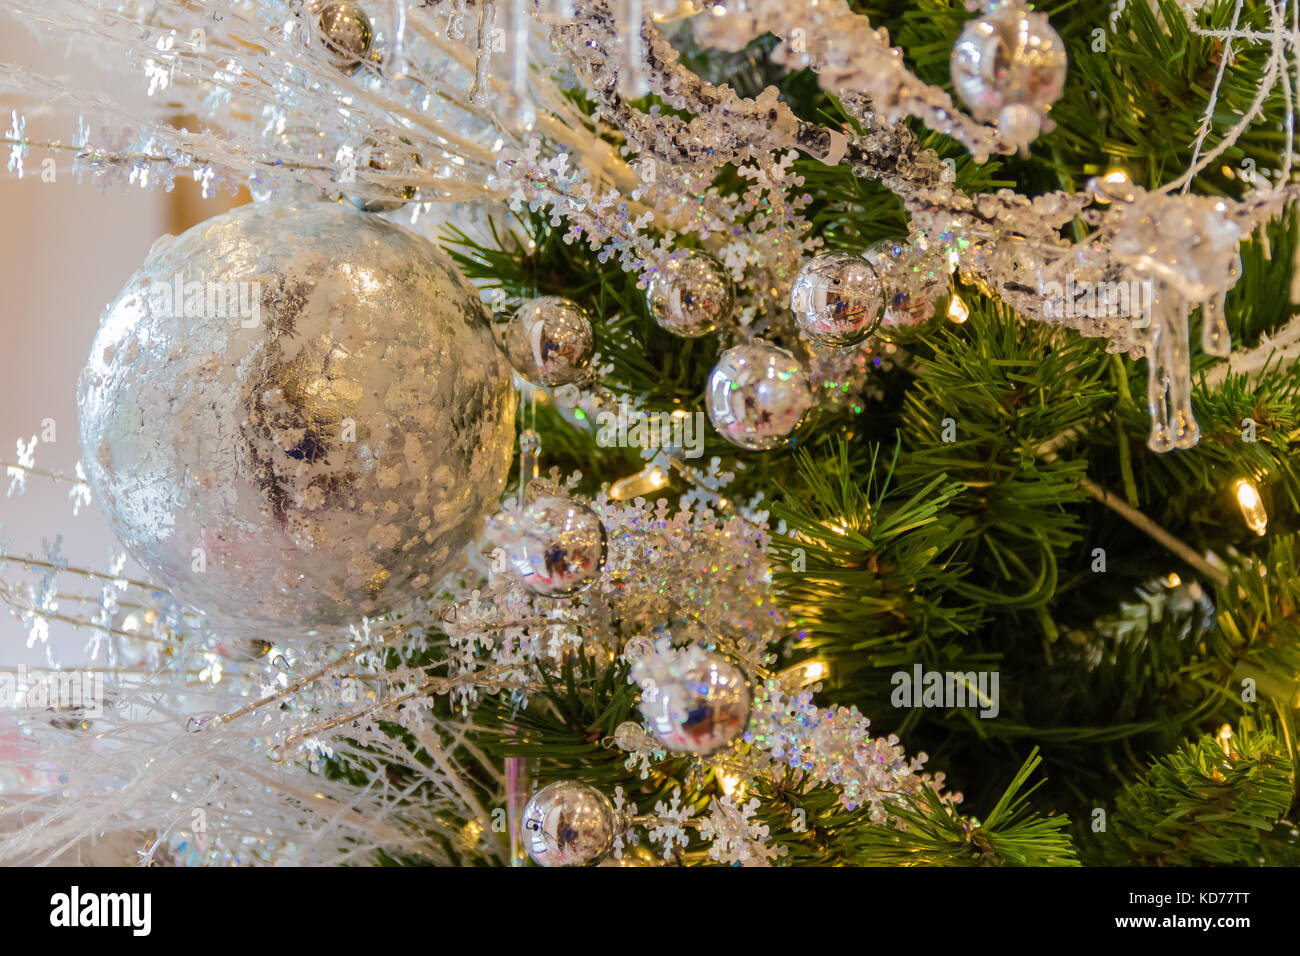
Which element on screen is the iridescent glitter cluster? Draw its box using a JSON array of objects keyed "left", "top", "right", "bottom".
[{"left": 746, "top": 682, "right": 953, "bottom": 818}]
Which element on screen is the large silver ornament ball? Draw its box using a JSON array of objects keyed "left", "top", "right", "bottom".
[
  {"left": 504, "top": 296, "right": 594, "bottom": 386},
  {"left": 706, "top": 341, "right": 813, "bottom": 451},
  {"left": 522, "top": 780, "right": 617, "bottom": 867},
  {"left": 510, "top": 495, "right": 608, "bottom": 597},
  {"left": 790, "top": 252, "right": 883, "bottom": 347},
  {"left": 646, "top": 250, "right": 735, "bottom": 338},
  {"left": 636, "top": 652, "right": 751, "bottom": 755},
  {"left": 78, "top": 201, "right": 517, "bottom": 638},
  {"left": 950, "top": 3, "right": 1066, "bottom": 136}
]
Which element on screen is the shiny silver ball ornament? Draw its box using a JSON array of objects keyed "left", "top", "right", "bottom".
[
  {"left": 511, "top": 495, "right": 607, "bottom": 597},
  {"left": 521, "top": 781, "right": 618, "bottom": 867},
  {"left": 518, "top": 428, "right": 543, "bottom": 457},
  {"left": 352, "top": 142, "right": 420, "bottom": 213},
  {"left": 504, "top": 297, "right": 595, "bottom": 386},
  {"left": 77, "top": 201, "right": 517, "bottom": 638},
  {"left": 646, "top": 250, "right": 734, "bottom": 337},
  {"left": 790, "top": 252, "right": 883, "bottom": 347},
  {"left": 635, "top": 651, "right": 751, "bottom": 755},
  {"left": 706, "top": 341, "right": 814, "bottom": 451},
  {"left": 950, "top": 1, "right": 1067, "bottom": 143},
  {"left": 865, "top": 240, "right": 946, "bottom": 329},
  {"left": 315, "top": 2, "right": 374, "bottom": 71}
]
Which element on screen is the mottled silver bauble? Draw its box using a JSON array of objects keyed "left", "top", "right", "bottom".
[
  {"left": 646, "top": 250, "right": 734, "bottom": 338},
  {"left": 77, "top": 201, "right": 516, "bottom": 638},
  {"left": 706, "top": 341, "right": 813, "bottom": 451},
  {"left": 636, "top": 652, "right": 751, "bottom": 755},
  {"left": 352, "top": 142, "right": 420, "bottom": 213},
  {"left": 790, "top": 252, "right": 883, "bottom": 347},
  {"left": 504, "top": 296, "right": 594, "bottom": 386},
  {"left": 316, "top": 2, "right": 374, "bottom": 71},
  {"left": 521, "top": 781, "right": 617, "bottom": 867},
  {"left": 510, "top": 495, "right": 607, "bottom": 597},
  {"left": 950, "top": 2, "right": 1066, "bottom": 139}
]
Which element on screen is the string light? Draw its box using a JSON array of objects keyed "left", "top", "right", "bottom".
[
  {"left": 716, "top": 770, "right": 746, "bottom": 798},
  {"left": 609, "top": 463, "right": 670, "bottom": 500},
  {"left": 1232, "top": 477, "right": 1268, "bottom": 535},
  {"left": 947, "top": 292, "right": 969, "bottom": 323},
  {"left": 1215, "top": 723, "right": 1237, "bottom": 759},
  {"left": 778, "top": 658, "right": 829, "bottom": 689}
]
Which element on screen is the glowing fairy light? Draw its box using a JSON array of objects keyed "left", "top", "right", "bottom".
[
  {"left": 947, "top": 292, "right": 969, "bottom": 323},
  {"left": 778, "top": 658, "right": 829, "bottom": 689},
  {"left": 716, "top": 770, "right": 746, "bottom": 797},
  {"left": 609, "top": 463, "right": 669, "bottom": 500},
  {"left": 1216, "top": 723, "right": 1237, "bottom": 759},
  {"left": 1232, "top": 477, "right": 1268, "bottom": 535}
]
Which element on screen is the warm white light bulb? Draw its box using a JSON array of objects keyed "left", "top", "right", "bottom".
[
  {"left": 1232, "top": 477, "right": 1268, "bottom": 535},
  {"left": 947, "top": 293, "right": 970, "bottom": 323}
]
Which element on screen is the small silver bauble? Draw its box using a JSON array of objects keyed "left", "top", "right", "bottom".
[
  {"left": 521, "top": 780, "right": 618, "bottom": 867},
  {"left": 864, "top": 240, "right": 947, "bottom": 329},
  {"left": 636, "top": 651, "right": 751, "bottom": 755},
  {"left": 613, "top": 719, "right": 654, "bottom": 751},
  {"left": 622, "top": 635, "right": 654, "bottom": 661},
  {"left": 950, "top": 2, "right": 1066, "bottom": 140},
  {"left": 518, "top": 428, "right": 543, "bottom": 457},
  {"left": 790, "top": 252, "right": 883, "bottom": 346},
  {"left": 645, "top": 250, "right": 734, "bottom": 338},
  {"left": 504, "top": 296, "right": 595, "bottom": 386},
  {"left": 315, "top": 2, "right": 374, "bottom": 71},
  {"left": 706, "top": 341, "right": 813, "bottom": 451},
  {"left": 351, "top": 142, "right": 420, "bottom": 213},
  {"left": 510, "top": 495, "right": 607, "bottom": 596},
  {"left": 78, "top": 201, "right": 516, "bottom": 638}
]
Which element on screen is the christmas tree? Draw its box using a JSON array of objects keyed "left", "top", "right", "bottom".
[{"left": 0, "top": 0, "right": 1297, "bottom": 869}]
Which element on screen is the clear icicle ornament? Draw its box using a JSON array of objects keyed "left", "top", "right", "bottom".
[
  {"left": 1143, "top": 287, "right": 1200, "bottom": 453},
  {"left": 507, "top": 0, "right": 537, "bottom": 129},
  {"left": 618, "top": 0, "right": 650, "bottom": 98},
  {"left": 1107, "top": 185, "right": 1247, "bottom": 452}
]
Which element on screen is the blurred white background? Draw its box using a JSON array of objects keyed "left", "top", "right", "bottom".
[{"left": 0, "top": 14, "right": 231, "bottom": 666}]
